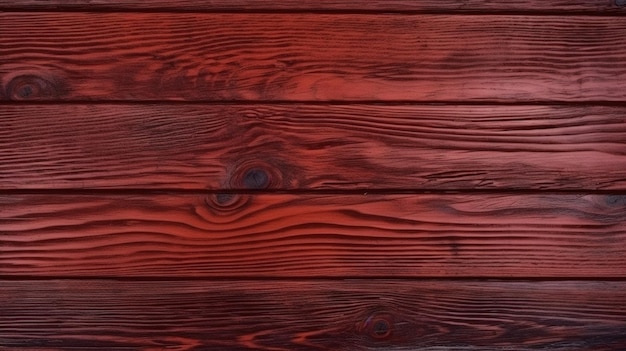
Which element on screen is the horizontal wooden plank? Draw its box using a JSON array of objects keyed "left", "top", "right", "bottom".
[
  {"left": 1, "top": 193, "right": 624, "bottom": 277},
  {"left": 2, "top": 104, "right": 626, "bottom": 190},
  {"left": 1, "top": 14, "right": 626, "bottom": 102},
  {"left": 1, "top": 0, "right": 625, "bottom": 13},
  {"left": 1, "top": 280, "right": 625, "bottom": 350}
]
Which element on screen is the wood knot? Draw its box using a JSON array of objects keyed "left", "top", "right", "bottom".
[
  {"left": 243, "top": 168, "right": 270, "bottom": 189},
  {"left": 359, "top": 312, "right": 394, "bottom": 340},
  {"left": 229, "top": 160, "right": 284, "bottom": 190},
  {"left": 5, "top": 74, "right": 64, "bottom": 100},
  {"left": 605, "top": 195, "right": 626, "bottom": 207},
  {"left": 204, "top": 193, "right": 251, "bottom": 214}
]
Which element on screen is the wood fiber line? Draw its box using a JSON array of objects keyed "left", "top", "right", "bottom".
[
  {"left": 2, "top": 14, "right": 626, "bottom": 102},
  {"left": 0, "top": 0, "right": 625, "bottom": 13},
  {"left": 2, "top": 104, "right": 626, "bottom": 190},
  {"left": 1, "top": 193, "right": 624, "bottom": 277},
  {"left": 1, "top": 280, "right": 625, "bottom": 350}
]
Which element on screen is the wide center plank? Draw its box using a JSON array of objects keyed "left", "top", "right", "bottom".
[
  {"left": 1, "top": 193, "right": 624, "bottom": 278},
  {"left": 1, "top": 13, "right": 625, "bottom": 102}
]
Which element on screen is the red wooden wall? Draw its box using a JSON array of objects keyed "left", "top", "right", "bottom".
[{"left": 1, "top": 1, "right": 626, "bottom": 349}]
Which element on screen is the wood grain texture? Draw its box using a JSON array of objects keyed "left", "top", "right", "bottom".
[
  {"left": 1, "top": 280, "right": 625, "bottom": 350},
  {"left": 1, "top": 0, "right": 625, "bottom": 12},
  {"left": 2, "top": 14, "right": 626, "bottom": 102},
  {"left": 2, "top": 104, "right": 626, "bottom": 190},
  {"left": 1, "top": 193, "right": 624, "bottom": 277}
]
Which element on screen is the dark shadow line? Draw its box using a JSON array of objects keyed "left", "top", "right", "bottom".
[
  {"left": 1, "top": 188, "right": 626, "bottom": 196},
  {"left": 1, "top": 275, "right": 625, "bottom": 282},
  {"left": 2, "top": 100, "right": 626, "bottom": 107},
  {"left": 0, "top": 8, "right": 625, "bottom": 16}
]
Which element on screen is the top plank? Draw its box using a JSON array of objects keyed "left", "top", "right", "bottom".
[
  {"left": 1, "top": 13, "right": 626, "bottom": 102},
  {"left": 0, "top": 0, "right": 625, "bottom": 13}
]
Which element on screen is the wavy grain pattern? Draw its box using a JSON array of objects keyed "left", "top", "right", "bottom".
[
  {"left": 2, "top": 13, "right": 626, "bottom": 102},
  {"left": 1, "top": 0, "right": 625, "bottom": 12},
  {"left": 2, "top": 104, "right": 626, "bottom": 190},
  {"left": 1, "top": 280, "right": 625, "bottom": 350},
  {"left": 1, "top": 193, "right": 624, "bottom": 277}
]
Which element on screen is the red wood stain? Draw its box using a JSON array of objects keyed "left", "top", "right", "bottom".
[{"left": 0, "top": 1, "right": 625, "bottom": 350}]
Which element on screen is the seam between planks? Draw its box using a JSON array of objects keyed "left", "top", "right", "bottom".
[
  {"left": 0, "top": 9, "right": 625, "bottom": 16},
  {"left": 2, "top": 189, "right": 626, "bottom": 196}
]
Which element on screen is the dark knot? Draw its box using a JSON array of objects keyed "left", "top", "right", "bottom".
[{"left": 6, "top": 74, "right": 63, "bottom": 100}]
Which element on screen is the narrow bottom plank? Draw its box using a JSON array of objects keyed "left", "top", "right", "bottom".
[{"left": 1, "top": 280, "right": 625, "bottom": 350}]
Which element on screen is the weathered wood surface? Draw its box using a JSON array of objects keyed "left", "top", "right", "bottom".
[
  {"left": 2, "top": 3, "right": 625, "bottom": 350},
  {"left": 1, "top": 193, "right": 624, "bottom": 278},
  {"left": 2, "top": 104, "right": 625, "bottom": 190},
  {"left": 1, "top": 280, "right": 625, "bottom": 350},
  {"left": 2, "top": 14, "right": 626, "bottom": 102},
  {"left": 1, "top": 0, "right": 625, "bottom": 13}
]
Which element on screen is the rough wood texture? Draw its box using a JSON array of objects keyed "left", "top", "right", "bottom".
[
  {"left": 2, "top": 14, "right": 626, "bottom": 102},
  {"left": 1, "top": 193, "right": 624, "bottom": 278},
  {"left": 1, "top": 0, "right": 625, "bottom": 13},
  {"left": 2, "top": 104, "right": 626, "bottom": 190},
  {"left": 1, "top": 280, "right": 625, "bottom": 350},
  {"left": 2, "top": 3, "right": 625, "bottom": 349}
]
